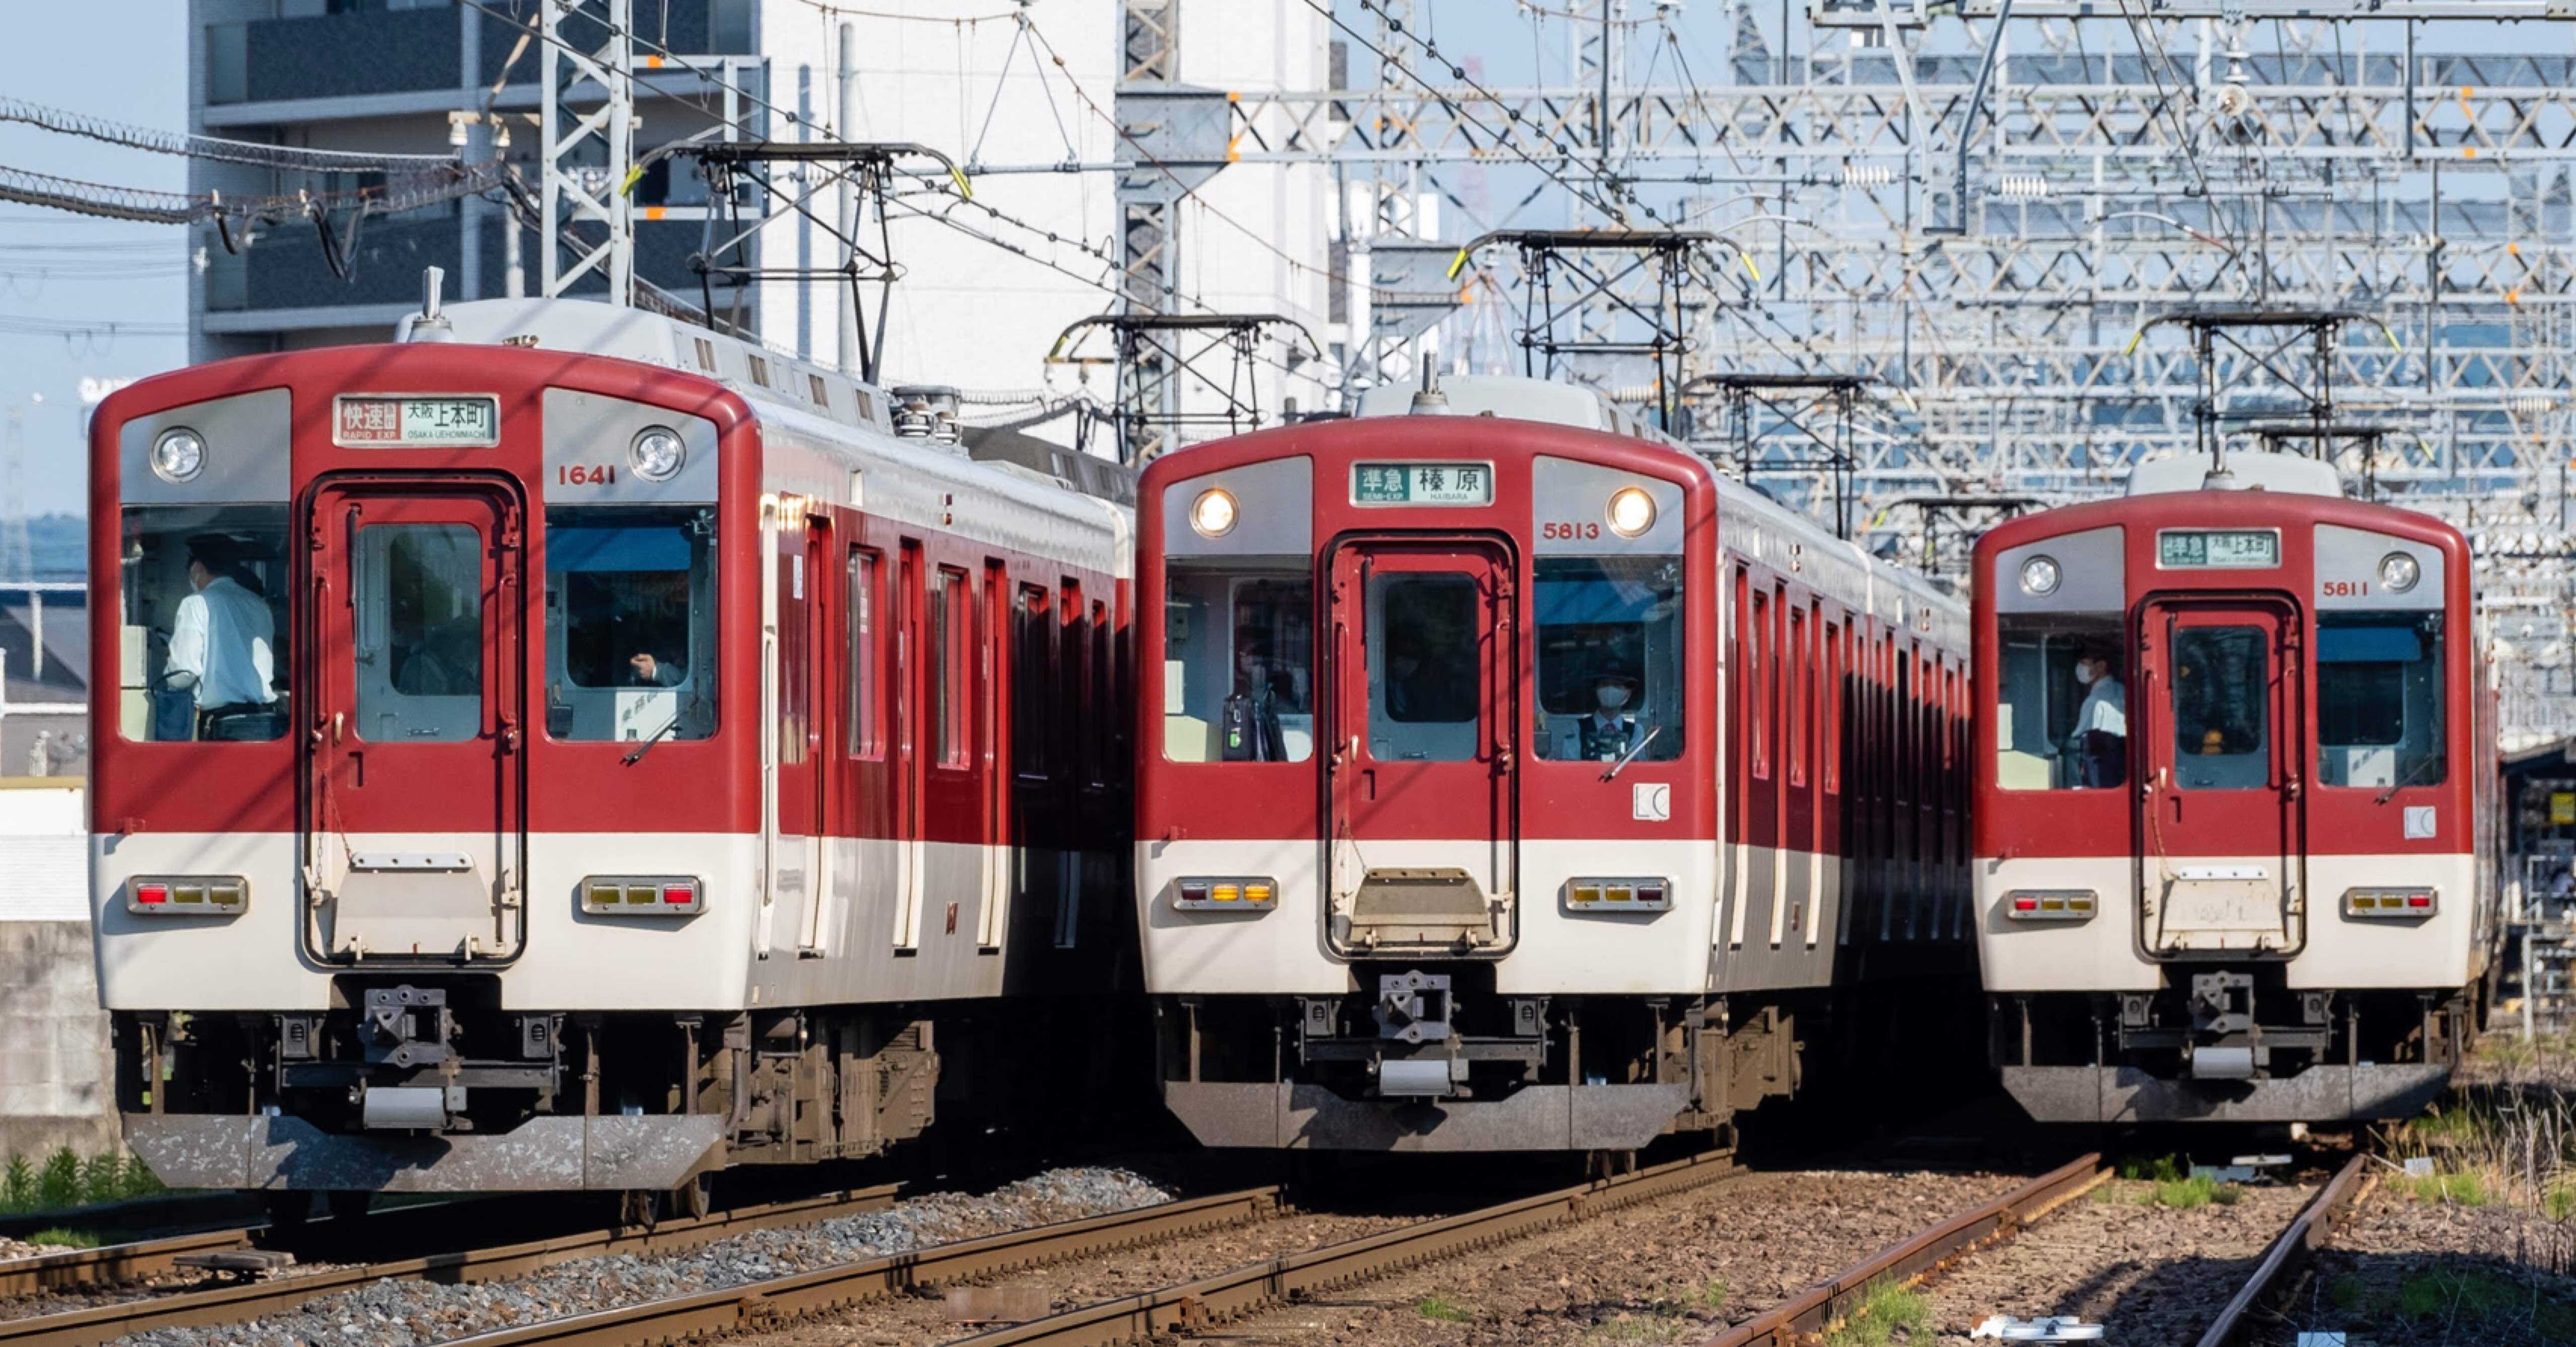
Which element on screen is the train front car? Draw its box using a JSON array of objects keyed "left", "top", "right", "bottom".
[
  {"left": 1137, "top": 378, "right": 1975, "bottom": 1154},
  {"left": 88, "top": 299, "right": 1131, "bottom": 1211},
  {"left": 1973, "top": 453, "right": 2498, "bottom": 1125}
]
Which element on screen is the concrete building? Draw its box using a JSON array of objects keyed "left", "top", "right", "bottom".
[
  {"left": 0, "top": 780, "right": 111, "bottom": 1164},
  {"left": 186, "top": 1, "right": 1334, "bottom": 433}
]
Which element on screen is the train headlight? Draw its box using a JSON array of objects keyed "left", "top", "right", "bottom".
[
  {"left": 125, "top": 876, "right": 247, "bottom": 916},
  {"left": 2004, "top": 889, "right": 2096, "bottom": 921},
  {"left": 629, "top": 426, "right": 687, "bottom": 481},
  {"left": 1172, "top": 875, "right": 1275, "bottom": 911},
  {"left": 2017, "top": 555, "right": 2062, "bottom": 596},
  {"left": 581, "top": 875, "right": 704, "bottom": 915},
  {"left": 151, "top": 427, "right": 206, "bottom": 484},
  {"left": 2378, "top": 552, "right": 2421, "bottom": 593},
  {"left": 1606, "top": 486, "right": 1657, "bottom": 537},
  {"left": 1189, "top": 488, "right": 1238, "bottom": 538},
  {"left": 2344, "top": 886, "right": 2436, "bottom": 918}
]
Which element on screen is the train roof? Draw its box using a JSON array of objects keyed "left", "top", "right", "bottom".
[{"left": 1974, "top": 451, "right": 2468, "bottom": 562}]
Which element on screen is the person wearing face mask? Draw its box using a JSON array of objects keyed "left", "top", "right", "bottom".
[
  {"left": 1578, "top": 664, "right": 1643, "bottom": 762},
  {"left": 2069, "top": 643, "right": 2127, "bottom": 787}
]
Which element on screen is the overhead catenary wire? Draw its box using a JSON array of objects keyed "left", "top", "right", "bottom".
[
  {"left": 0, "top": 96, "right": 460, "bottom": 173},
  {"left": 0, "top": 160, "right": 510, "bottom": 228}
]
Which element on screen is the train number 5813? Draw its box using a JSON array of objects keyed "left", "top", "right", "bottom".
[{"left": 1542, "top": 521, "right": 1601, "bottom": 541}]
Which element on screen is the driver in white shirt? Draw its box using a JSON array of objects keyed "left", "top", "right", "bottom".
[
  {"left": 165, "top": 538, "right": 277, "bottom": 737},
  {"left": 2068, "top": 643, "right": 2126, "bottom": 787}
]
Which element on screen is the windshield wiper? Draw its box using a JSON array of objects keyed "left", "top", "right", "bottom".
[
  {"left": 622, "top": 718, "right": 681, "bottom": 766},
  {"left": 2373, "top": 752, "right": 2441, "bottom": 805},
  {"left": 1599, "top": 725, "right": 1663, "bottom": 782}
]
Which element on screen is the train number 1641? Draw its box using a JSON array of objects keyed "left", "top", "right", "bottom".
[
  {"left": 1541, "top": 520, "right": 1601, "bottom": 541},
  {"left": 558, "top": 464, "right": 619, "bottom": 485}
]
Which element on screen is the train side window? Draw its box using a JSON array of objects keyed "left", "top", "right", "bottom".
[
  {"left": 846, "top": 549, "right": 882, "bottom": 759},
  {"left": 119, "top": 505, "right": 292, "bottom": 742},
  {"left": 1994, "top": 617, "right": 2125, "bottom": 790},
  {"left": 1533, "top": 555, "right": 1683, "bottom": 763},
  {"left": 1013, "top": 584, "right": 1052, "bottom": 780},
  {"left": 2316, "top": 612, "right": 2445, "bottom": 789},
  {"left": 544, "top": 506, "right": 718, "bottom": 742},
  {"left": 1088, "top": 597, "right": 1114, "bottom": 786},
  {"left": 1749, "top": 588, "right": 1770, "bottom": 778},
  {"left": 931, "top": 567, "right": 970, "bottom": 768},
  {"left": 2170, "top": 626, "right": 2269, "bottom": 789},
  {"left": 1161, "top": 560, "right": 1314, "bottom": 763},
  {"left": 1822, "top": 620, "right": 1843, "bottom": 793}
]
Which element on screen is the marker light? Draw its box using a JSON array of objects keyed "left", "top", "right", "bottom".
[
  {"left": 126, "top": 876, "right": 247, "bottom": 915},
  {"left": 2004, "top": 889, "right": 2096, "bottom": 921},
  {"left": 1565, "top": 876, "right": 1674, "bottom": 911},
  {"left": 2018, "top": 555, "right": 2062, "bottom": 596},
  {"left": 1173, "top": 875, "right": 1275, "bottom": 911},
  {"left": 1606, "top": 486, "right": 1657, "bottom": 537},
  {"left": 2344, "top": 887, "right": 2437, "bottom": 918},
  {"left": 151, "top": 428, "right": 206, "bottom": 483},
  {"left": 582, "top": 875, "right": 704, "bottom": 915},
  {"left": 2378, "top": 552, "right": 2420, "bottom": 593},
  {"left": 1190, "top": 488, "right": 1238, "bottom": 538},
  {"left": 629, "top": 426, "right": 687, "bottom": 481}
]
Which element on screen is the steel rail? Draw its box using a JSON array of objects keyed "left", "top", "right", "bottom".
[
  {"left": 417, "top": 1187, "right": 1290, "bottom": 1347},
  {"left": 0, "top": 1230, "right": 254, "bottom": 1299},
  {"left": 1704, "top": 1154, "right": 2109, "bottom": 1347},
  {"left": 0, "top": 1183, "right": 902, "bottom": 1347},
  {"left": 952, "top": 1149, "right": 1740, "bottom": 1347},
  {"left": 2193, "top": 1154, "right": 2372, "bottom": 1347}
]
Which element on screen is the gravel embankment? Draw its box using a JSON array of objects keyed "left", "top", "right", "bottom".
[
  {"left": 1182, "top": 1167, "right": 2027, "bottom": 1347},
  {"left": 2252, "top": 1183, "right": 2576, "bottom": 1347},
  {"left": 1920, "top": 1177, "right": 2313, "bottom": 1345},
  {"left": 104, "top": 1168, "right": 1170, "bottom": 1347}
]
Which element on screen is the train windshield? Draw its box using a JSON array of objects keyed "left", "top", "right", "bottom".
[
  {"left": 1532, "top": 556, "right": 1683, "bottom": 763},
  {"left": 1993, "top": 617, "right": 2126, "bottom": 789},
  {"left": 2316, "top": 612, "right": 2444, "bottom": 788},
  {"left": 543, "top": 506, "right": 718, "bottom": 742},
  {"left": 1162, "top": 560, "right": 1315, "bottom": 763},
  {"left": 118, "top": 505, "right": 292, "bottom": 742}
]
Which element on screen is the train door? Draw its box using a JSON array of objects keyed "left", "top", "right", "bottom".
[
  {"left": 1322, "top": 536, "right": 1518, "bottom": 956},
  {"left": 302, "top": 479, "right": 525, "bottom": 963},
  {"left": 788, "top": 513, "right": 835, "bottom": 955},
  {"left": 2136, "top": 597, "right": 2306, "bottom": 954}
]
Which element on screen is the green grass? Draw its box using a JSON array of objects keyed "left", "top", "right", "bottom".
[
  {"left": 2117, "top": 1153, "right": 2190, "bottom": 1183},
  {"left": 0, "top": 1148, "right": 163, "bottom": 1215},
  {"left": 1415, "top": 1296, "right": 1470, "bottom": 1324},
  {"left": 1683, "top": 1278, "right": 1729, "bottom": 1312},
  {"left": 1579, "top": 1317, "right": 1691, "bottom": 1344},
  {"left": 1822, "top": 1279, "right": 1933, "bottom": 1347},
  {"left": 24, "top": 1228, "right": 100, "bottom": 1249},
  {"left": 2403, "top": 1169, "right": 2490, "bottom": 1207}
]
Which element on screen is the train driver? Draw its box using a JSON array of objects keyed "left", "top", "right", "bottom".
[
  {"left": 2068, "top": 643, "right": 2127, "bottom": 788},
  {"left": 1577, "top": 664, "right": 1644, "bottom": 763},
  {"left": 164, "top": 536, "right": 279, "bottom": 738}
]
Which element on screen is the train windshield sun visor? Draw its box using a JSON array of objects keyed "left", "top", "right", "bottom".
[
  {"left": 1162, "top": 557, "right": 1315, "bottom": 763},
  {"left": 544, "top": 505, "right": 719, "bottom": 743},
  {"left": 2317, "top": 611, "right": 2445, "bottom": 790},
  {"left": 1993, "top": 616, "right": 2126, "bottom": 790},
  {"left": 119, "top": 505, "right": 292, "bottom": 743},
  {"left": 1532, "top": 555, "right": 1682, "bottom": 763}
]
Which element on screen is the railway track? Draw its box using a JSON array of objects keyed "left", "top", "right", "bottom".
[
  {"left": 1711, "top": 1152, "right": 2376, "bottom": 1346},
  {"left": 0, "top": 1183, "right": 900, "bottom": 1347},
  {"left": 398, "top": 1149, "right": 1734, "bottom": 1347},
  {"left": 0, "top": 1231, "right": 256, "bottom": 1300}
]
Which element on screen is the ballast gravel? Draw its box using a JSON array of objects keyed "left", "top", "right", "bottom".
[{"left": 110, "top": 1167, "right": 1172, "bottom": 1347}]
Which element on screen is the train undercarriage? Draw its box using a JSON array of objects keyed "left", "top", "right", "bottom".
[
  {"left": 1991, "top": 971, "right": 2475, "bottom": 1124},
  {"left": 110, "top": 975, "right": 1097, "bottom": 1210}
]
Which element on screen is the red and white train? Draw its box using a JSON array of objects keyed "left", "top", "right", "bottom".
[
  {"left": 1134, "top": 376, "right": 1976, "bottom": 1153},
  {"left": 88, "top": 293, "right": 1132, "bottom": 1212},
  {"left": 1972, "top": 451, "right": 2501, "bottom": 1123}
]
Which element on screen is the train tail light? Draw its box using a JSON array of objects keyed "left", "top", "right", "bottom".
[
  {"left": 2004, "top": 890, "right": 2096, "bottom": 921},
  {"left": 125, "top": 877, "right": 248, "bottom": 915},
  {"left": 582, "top": 876, "right": 705, "bottom": 915},
  {"left": 1565, "top": 877, "right": 1674, "bottom": 912},
  {"left": 2344, "top": 887, "right": 2437, "bottom": 918},
  {"left": 1173, "top": 876, "right": 1278, "bottom": 911}
]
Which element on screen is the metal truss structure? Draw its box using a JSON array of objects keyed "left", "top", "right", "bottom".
[
  {"left": 1050, "top": 313, "right": 1322, "bottom": 463},
  {"left": 538, "top": 0, "right": 634, "bottom": 303}
]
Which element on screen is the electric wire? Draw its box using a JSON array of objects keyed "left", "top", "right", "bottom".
[{"left": 0, "top": 96, "right": 460, "bottom": 172}]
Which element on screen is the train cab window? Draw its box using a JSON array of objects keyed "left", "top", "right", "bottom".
[
  {"left": 1161, "top": 561, "right": 1314, "bottom": 763},
  {"left": 355, "top": 523, "right": 484, "bottom": 743},
  {"left": 2170, "top": 626, "right": 2268, "bottom": 790},
  {"left": 1994, "top": 617, "right": 2126, "bottom": 790},
  {"left": 1533, "top": 556, "right": 1683, "bottom": 764},
  {"left": 1372, "top": 574, "right": 1480, "bottom": 762},
  {"left": 2317, "top": 612, "right": 2444, "bottom": 789},
  {"left": 543, "top": 505, "right": 717, "bottom": 743},
  {"left": 119, "top": 506, "right": 291, "bottom": 742}
]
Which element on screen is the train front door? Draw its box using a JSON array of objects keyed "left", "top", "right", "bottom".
[
  {"left": 302, "top": 479, "right": 526, "bottom": 963},
  {"left": 1322, "top": 537, "right": 1518, "bottom": 957},
  {"left": 2135, "top": 597, "right": 2306, "bottom": 954}
]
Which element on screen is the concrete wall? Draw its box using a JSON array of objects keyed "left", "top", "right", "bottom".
[{"left": 0, "top": 782, "right": 114, "bottom": 1163}]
